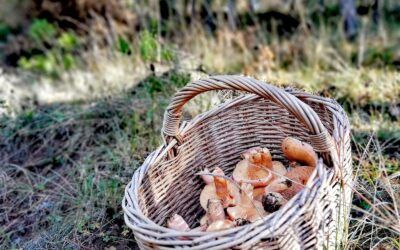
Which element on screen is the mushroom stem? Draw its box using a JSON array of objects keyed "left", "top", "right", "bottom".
[
  {"left": 214, "top": 175, "right": 235, "bottom": 206},
  {"left": 207, "top": 199, "right": 225, "bottom": 223},
  {"left": 199, "top": 168, "right": 213, "bottom": 184},
  {"left": 167, "top": 214, "right": 190, "bottom": 232}
]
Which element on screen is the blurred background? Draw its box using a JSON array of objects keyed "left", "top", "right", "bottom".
[{"left": 0, "top": 0, "right": 399, "bottom": 249}]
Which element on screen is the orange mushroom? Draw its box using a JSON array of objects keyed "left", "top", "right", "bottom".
[
  {"left": 233, "top": 148, "right": 287, "bottom": 188},
  {"left": 232, "top": 160, "right": 273, "bottom": 187},
  {"left": 233, "top": 147, "right": 275, "bottom": 187},
  {"left": 226, "top": 183, "right": 267, "bottom": 222},
  {"left": 271, "top": 161, "right": 287, "bottom": 176},
  {"left": 280, "top": 166, "right": 314, "bottom": 200},
  {"left": 253, "top": 187, "right": 266, "bottom": 202},
  {"left": 251, "top": 161, "right": 287, "bottom": 200},
  {"left": 199, "top": 168, "right": 240, "bottom": 210},
  {"left": 281, "top": 137, "right": 318, "bottom": 167},
  {"left": 241, "top": 147, "right": 273, "bottom": 168}
]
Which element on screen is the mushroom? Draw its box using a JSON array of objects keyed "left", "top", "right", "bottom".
[
  {"left": 233, "top": 161, "right": 273, "bottom": 187},
  {"left": 206, "top": 220, "right": 235, "bottom": 232},
  {"left": 233, "top": 148, "right": 274, "bottom": 187},
  {"left": 167, "top": 214, "right": 190, "bottom": 232},
  {"left": 226, "top": 183, "right": 267, "bottom": 222},
  {"left": 241, "top": 147, "right": 273, "bottom": 168},
  {"left": 265, "top": 178, "right": 292, "bottom": 193},
  {"left": 253, "top": 187, "right": 266, "bottom": 201},
  {"left": 251, "top": 161, "right": 287, "bottom": 200},
  {"left": 279, "top": 166, "right": 314, "bottom": 200},
  {"left": 199, "top": 168, "right": 240, "bottom": 210},
  {"left": 198, "top": 168, "right": 213, "bottom": 185},
  {"left": 281, "top": 137, "right": 318, "bottom": 167},
  {"left": 271, "top": 161, "right": 287, "bottom": 176},
  {"left": 262, "top": 192, "right": 288, "bottom": 213}
]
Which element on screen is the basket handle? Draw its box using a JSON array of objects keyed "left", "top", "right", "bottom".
[{"left": 162, "top": 75, "right": 336, "bottom": 162}]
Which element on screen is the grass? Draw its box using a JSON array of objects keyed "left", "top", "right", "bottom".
[{"left": 0, "top": 1, "right": 400, "bottom": 249}]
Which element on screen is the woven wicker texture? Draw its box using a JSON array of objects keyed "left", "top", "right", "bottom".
[{"left": 123, "top": 75, "right": 352, "bottom": 249}]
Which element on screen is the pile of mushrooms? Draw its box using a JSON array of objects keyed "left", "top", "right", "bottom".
[{"left": 167, "top": 137, "right": 318, "bottom": 233}]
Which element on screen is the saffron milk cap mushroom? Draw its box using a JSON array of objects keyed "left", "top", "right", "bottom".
[
  {"left": 233, "top": 148, "right": 275, "bottom": 187},
  {"left": 281, "top": 137, "right": 318, "bottom": 167},
  {"left": 280, "top": 166, "right": 315, "bottom": 200},
  {"left": 241, "top": 147, "right": 273, "bottom": 168},
  {"left": 226, "top": 183, "right": 266, "bottom": 222},
  {"left": 199, "top": 168, "right": 240, "bottom": 210}
]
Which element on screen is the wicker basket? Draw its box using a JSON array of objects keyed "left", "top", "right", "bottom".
[{"left": 123, "top": 75, "right": 352, "bottom": 249}]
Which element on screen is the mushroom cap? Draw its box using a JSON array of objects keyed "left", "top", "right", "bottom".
[
  {"left": 281, "top": 137, "right": 317, "bottom": 167},
  {"left": 199, "top": 181, "right": 240, "bottom": 210},
  {"left": 212, "top": 167, "right": 225, "bottom": 176},
  {"left": 280, "top": 166, "right": 314, "bottom": 200},
  {"left": 253, "top": 187, "right": 265, "bottom": 202},
  {"left": 280, "top": 184, "right": 302, "bottom": 200},
  {"left": 285, "top": 166, "right": 314, "bottom": 183},
  {"left": 265, "top": 178, "right": 292, "bottom": 193},
  {"left": 232, "top": 160, "right": 273, "bottom": 187},
  {"left": 206, "top": 220, "right": 235, "bottom": 232},
  {"left": 271, "top": 161, "right": 287, "bottom": 176}
]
